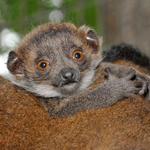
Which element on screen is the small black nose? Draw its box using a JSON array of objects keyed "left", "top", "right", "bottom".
[
  {"left": 52, "top": 68, "right": 80, "bottom": 87},
  {"left": 61, "top": 68, "right": 75, "bottom": 81},
  {"left": 63, "top": 71, "right": 73, "bottom": 80}
]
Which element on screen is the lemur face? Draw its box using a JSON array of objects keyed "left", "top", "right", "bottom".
[{"left": 7, "top": 23, "right": 103, "bottom": 97}]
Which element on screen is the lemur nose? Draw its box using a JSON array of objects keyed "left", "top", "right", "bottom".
[
  {"left": 63, "top": 72, "right": 73, "bottom": 80},
  {"left": 61, "top": 68, "right": 76, "bottom": 82}
]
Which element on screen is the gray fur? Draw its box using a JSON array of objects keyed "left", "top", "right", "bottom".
[
  {"left": 6, "top": 23, "right": 145, "bottom": 117},
  {"left": 39, "top": 65, "right": 143, "bottom": 117}
]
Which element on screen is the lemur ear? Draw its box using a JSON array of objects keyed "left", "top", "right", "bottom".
[
  {"left": 79, "top": 25, "right": 103, "bottom": 52},
  {"left": 7, "top": 51, "right": 24, "bottom": 77},
  {"left": 79, "top": 25, "right": 103, "bottom": 69}
]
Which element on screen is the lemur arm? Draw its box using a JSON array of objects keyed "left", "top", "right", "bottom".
[
  {"left": 101, "top": 63, "right": 150, "bottom": 99},
  {"left": 39, "top": 68, "right": 142, "bottom": 117},
  {"left": 99, "top": 62, "right": 150, "bottom": 98}
]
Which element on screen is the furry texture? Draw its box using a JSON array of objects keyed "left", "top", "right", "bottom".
[
  {"left": 0, "top": 75, "right": 150, "bottom": 149},
  {"left": 1, "top": 43, "right": 150, "bottom": 148},
  {"left": 7, "top": 23, "right": 145, "bottom": 117},
  {"left": 7, "top": 23, "right": 103, "bottom": 98},
  {"left": 103, "top": 43, "right": 150, "bottom": 71},
  {"left": 79, "top": 69, "right": 95, "bottom": 90},
  {"left": 1, "top": 23, "right": 150, "bottom": 148}
]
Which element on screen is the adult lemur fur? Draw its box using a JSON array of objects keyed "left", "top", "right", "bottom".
[
  {"left": 6, "top": 23, "right": 148, "bottom": 117},
  {"left": 103, "top": 43, "right": 150, "bottom": 71}
]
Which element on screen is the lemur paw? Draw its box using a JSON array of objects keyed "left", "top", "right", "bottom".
[
  {"left": 113, "top": 68, "right": 143, "bottom": 98},
  {"left": 139, "top": 81, "right": 148, "bottom": 96},
  {"left": 121, "top": 70, "right": 142, "bottom": 97},
  {"left": 136, "top": 75, "right": 150, "bottom": 100},
  {"left": 123, "top": 80, "right": 143, "bottom": 97},
  {"left": 141, "top": 83, "right": 150, "bottom": 101},
  {"left": 104, "top": 66, "right": 136, "bottom": 80}
]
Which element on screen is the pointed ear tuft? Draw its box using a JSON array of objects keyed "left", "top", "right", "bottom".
[
  {"left": 7, "top": 51, "right": 24, "bottom": 76},
  {"left": 79, "top": 25, "right": 100, "bottom": 52}
]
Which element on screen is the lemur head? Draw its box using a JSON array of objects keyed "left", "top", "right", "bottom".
[{"left": 7, "top": 23, "right": 103, "bottom": 98}]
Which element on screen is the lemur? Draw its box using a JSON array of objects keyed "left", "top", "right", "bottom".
[
  {"left": 103, "top": 43, "right": 150, "bottom": 99},
  {"left": 6, "top": 23, "right": 148, "bottom": 117}
]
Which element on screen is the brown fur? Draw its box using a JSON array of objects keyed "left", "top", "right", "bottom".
[
  {"left": 1, "top": 62, "right": 150, "bottom": 149},
  {"left": 1, "top": 23, "right": 150, "bottom": 149}
]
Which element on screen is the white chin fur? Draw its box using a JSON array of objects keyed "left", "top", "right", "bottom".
[
  {"left": 7, "top": 75, "right": 62, "bottom": 98},
  {"left": 30, "top": 84, "right": 62, "bottom": 98},
  {"left": 7, "top": 69, "right": 95, "bottom": 98},
  {"left": 79, "top": 69, "right": 95, "bottom": 91}
]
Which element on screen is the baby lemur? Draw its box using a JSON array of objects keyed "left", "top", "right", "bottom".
[{"left": 6, "top": 23, "right": 147, "bottom": 117}]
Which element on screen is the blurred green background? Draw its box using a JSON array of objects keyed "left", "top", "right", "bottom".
[
  {"left": 0, "top": 0, "right": 150, "bottom": 56},
  {"left": 0, "top": 0, "right": 102, "bottom": 34}
]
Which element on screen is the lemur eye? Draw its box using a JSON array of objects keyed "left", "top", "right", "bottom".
[
  {"left": 37, "top": 60, "right": 49, "bottom": 71},
  {"left": 72, "top": 50, "right": 84, "bottom": 62}
]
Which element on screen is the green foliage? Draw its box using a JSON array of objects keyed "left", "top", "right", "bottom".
[
  {"left": 63, "top": 0, "right": 102, "bottom": 33},
  {"left": 0, "top": 0, "right": 50, "bottom": 33},
  {"left": 0, "top": 0, "right": 102, "bottom": 34}
]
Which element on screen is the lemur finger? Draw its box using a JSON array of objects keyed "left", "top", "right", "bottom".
[
  {"left": 104, "top": 67, "right": 112, "bottom": 74},
  {"left": 144, "top": 84, "right": 150, "bottom": 100},
  {"left": 139, "top": 81, "right": 148, "bottom": 95},
  {"left": 104, "top": 67, "right": 112, "bottom": 79},
  {"left": 125, "top": 82, "right": 142, "bottom": 97},
  {"left": 125, "top": 69, "right": 136, "bottom": 80},
  {"left": 126, "top": 68, "right": 135, "bottom": 74},
  {"left": 134, "top": 87, "right": 143, "bottom": 94},
  {"left": 132, "top": 81, "right": 143, "bottom": 94},
  {"left": 134, "top": 81, "right": 143, "bottom": 88}
]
